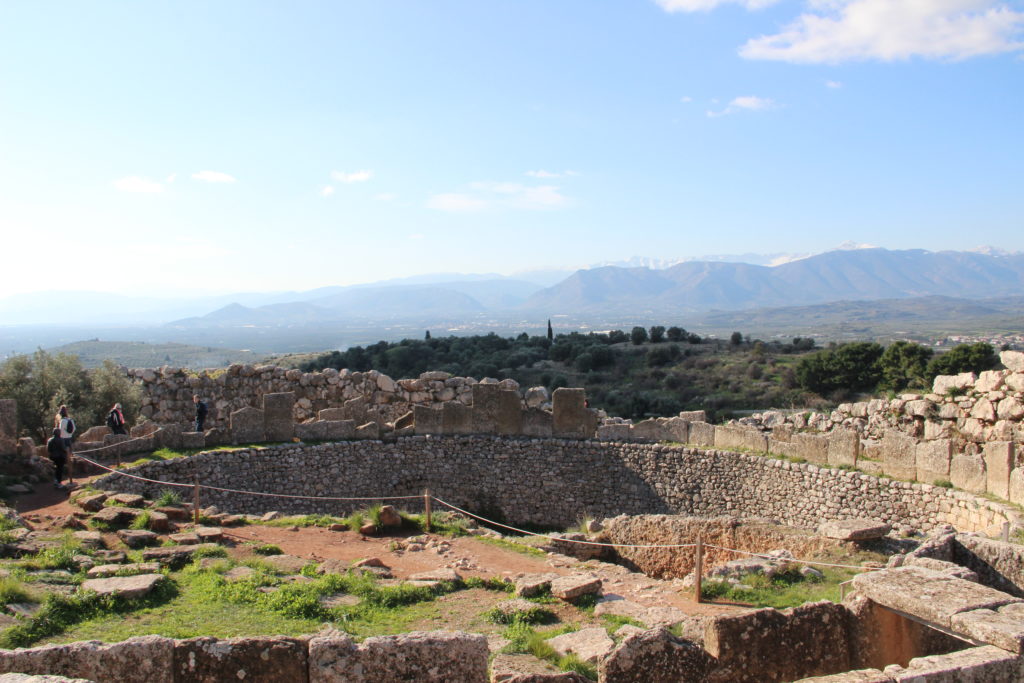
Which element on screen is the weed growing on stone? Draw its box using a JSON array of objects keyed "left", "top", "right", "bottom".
[
  {"left": 463, "top": 576, "right": 514, "bottom": 592},
  {"left": 699, "top": 565, "right": 860, "bottom": 609},
  {"left": 190, "top": 545, "right": 227, "bottom": 560},
  {"left": 600, "top": 614, "right": 644, "bottom": 635},
  {"left": 501, "top": 622, "right": 597, "bottom": 681},
  {"left": 154, "top": 488, "right": 184, "bottom": 506},
  {"left": 934, "top": 479, "right": 954, "bottom": 488},
  {"left": 19, "top": 535, "right": 85, "bottom": 572},
  {"left": 0, "top": 515, "right": 18, "bottom": 544},
  {"left": 473, "top": 536, "right": 547, "bottom": 557},
  {"left": 251, "top": 543, "right": 283, "bottom": 556},
  {"left": 483, "top": 603, "right": 554, "bottom": 625},
  {"left": 129, "top": 510, "right": 152, "bottom": 530},
  {"left": 0, "top": 576, "right": 35, "bottom": 605}
]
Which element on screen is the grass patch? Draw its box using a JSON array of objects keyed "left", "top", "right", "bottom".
[
  {"left": 1, "top": 578, "right": 178, "bottom": 648},
  {"left": 251, "top": 543, "right": 283, "bottom": 556},
  {"left": 191, "top": 545, "right": 227, "bottom": 560},
  {"left": 0, "top": 515, "right": 19, "bottom": 544},
  {"left": 19, "top": 535, "right": 85, "bottom": 571},
  {"left": 261, "top": 514, "right": 344, "bottom": 529},
  {"left": 154, "top": 488, "right": 184, "bottom": 506},
  {"left": 700, "top": 567, "right": 853, "bottom": 609},
  {"left": 483, "top": 603, "right": 555, "bottom": 625},
  {"left": 601, "top": 614, "right": 645, "bottom": 635},
  {"left": 0, "top": 577, "right": 36, "bottom": 605},
  {"left": 129, "top": 510, "right": 152, "bottom": 530},
  {"left": 501, "top": 623, "right": 597, "bottom": 681},
  {"left": 473, "top": 536, "right": 547, "bottom": 557}
]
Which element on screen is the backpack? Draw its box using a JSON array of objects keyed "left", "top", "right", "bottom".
[
  {"left": 106, "top": 411, "right": 117, "bottom": 429},
  {"left": 65, "top": 417, "right": 75, "bottom": 435}
]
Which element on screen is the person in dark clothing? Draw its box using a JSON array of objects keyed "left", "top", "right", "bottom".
[
  {"left": 193, "top": 394, "right": 208, "bottom": 432},
  {"left": 46, "top": 427, "right": 69, "bottom": 490},
  {"left": 106, "top": 403, "right": 127, "bottom": 435}
]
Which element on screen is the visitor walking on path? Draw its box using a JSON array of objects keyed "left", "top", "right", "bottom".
[
  {"left": 193, "top": 394, "right": 208, "bottom": 433},
  {"left": 106, "top": 402, "right": 127, "bottom": 435},
  {"left": 46, "top": 427, "right": 69, "bottom": 490},
  {"left": 55, "top": 405, "right": 76, "bottom": 485}
]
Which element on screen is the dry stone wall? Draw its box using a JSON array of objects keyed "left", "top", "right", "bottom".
[{"left": 95, "top": 437, "right": 1021, "bottom": 534}]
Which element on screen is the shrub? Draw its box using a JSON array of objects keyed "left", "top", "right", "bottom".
[{"left": 252, "top": 543, "right": 283, "bottom": 556}]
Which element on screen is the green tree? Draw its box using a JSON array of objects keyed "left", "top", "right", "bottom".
[
  {"left": 795, "top": 342, "right": 884, "bottom": 395},
  {"left": 878, "top": 341, "right": 934, "bottom": 392},
  {"left": 630, "top": 327, "right": 648, "bottom": 345},
  {"left": 546, "top": 319, "right": 553, "bottom": 342},
  {"left": 927, "top": 343, "right": 997, "bottom": 378},
  {"left": 649, "top": 326, "right": 666, "bottom": 343},
  {"left": 729, "top": 331, "right": 743, "bottom": 346},
  {"left": 666, "top": 326, "right": 684, "bottom": 342}
]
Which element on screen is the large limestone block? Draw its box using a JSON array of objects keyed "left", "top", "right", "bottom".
[
  {"left": 471, "top": 384, "right": 523, "bottom": 435},
  {"left": 521, "top": 408, "right": 552, "bottom": 438},
  {"left": 1005, "top": 372, "right": 1024, "bottom": 392},
  {"left": 851, "top": 566, "right": 1021, "bottom": 629},
  {"left": 318, "top": 407, "right": 345, "bottom": 421},
  {"left": 827, "top": 428, "right": 860, "bottom": 467},
  {"left": 932, "top": 372, "right": 976, "bottom": 395},
  {"left": 975, "top": 370, "right": 1006, "bottom": 392},
  {"left": 551, "top": 388, "right": 597, "bottom": 439},
  {"left": 662, "top": 416, "right": 689, "bottom": 443},
  {"left": 1001, "top": 349, "right": 1024, "bottom": 372},
  {"left": 262, "top": 392, "right": 295, "bottom": 442},
  {"left": 321, "top": 420, "right": 355, "bottom": 440},
  {"left": 597, "top": 423, "right": 630, "bottom": 441},
  {"left": 229, "top": 406, "right": 264, "bottom": 444},
  {"left": 295, "top": 421, "right": 328, "bottom": 441},
  {"left": 949, "top": 603, "right": 1024, "bottom": 653},
  {"left": 632, "top": 418, "right": 668, "bottom": 443},
  {"left": 547, "top": 627, "right": 615, "bottom": 664},
  {"left": 442, "top": 401, "right": 473, "bottom": 434},
  {"left": 915, "top": 439, "right": 952, "bottom": 484},
  {"left": 881, "top": 431, "right": 917, "bottom": 481},
  {"left": 996, "top": 397, "right": 1024, "bottom": 421},
  {"left": 413, "top": 405, "right": 443, "bottom": 435},
  {"left": 950, "top": 454, "right": 987, "bottom": 494},
  {"left": 983, "top": 441, "right": 1014, "bottom": 500},
  {"left": 308, "top": 631, "right": 488, "bottom": 683},
  {"left": 0, "top": 635, "right": 173, "bottom": 683},
  {"left": 1010, "top": 468, "right": 1024, "bottom": 507},
  {"left": 884, "top": 645, "right": 1021, "bottom": 682},
  {"left": 688, "top": 422, "right": 715, "bottom": 447},
  {"left": 81, "top": 574, "right": 165, "bottom": 599},
  {"left": 793, "top": 670, "right": 892, "bottom": 682},
  {"left": 818, "top": 519, "right": 891, "bottom": 542},
  {"left": 714, "top": 425, "right": 767, "bottom": 453},
  {"left": 599, "top": 628, "right": 715, "bottom": 683},
  {"left": 173, "top": 636, "right": 307, "bottom": 683}
]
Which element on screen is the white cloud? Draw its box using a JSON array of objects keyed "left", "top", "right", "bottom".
[
  {"left": 166, "top": 173, "right": 177, "bottom": 183},
  {"left": 113, "top": 176, "right": 164, "bottom": 193},
  {"left": 408, "top": 233, "right": 425, "bottom": 240},
  {"left": 826, "top": 80, "right": 843, "bottom": 88},
  {"left": 655, "top": 0, "right": 778, "bottom": 11},
  {"left": 740, "top": 0, "right": 1024, "bottom": 63},
  {"left": 192, "top": 170, "right": 237, "bottom": 183},
  {"left": 321, "top": 185, "right": 335, "bottom": 197},
  {"left": 526, "top": 169, "right": 561, "bottom": 178},
  {"left": 707, "top": 95, "right": 776, "bottom": 117},
  {"left": 331, "top": 169, "right": 373, "bottom": 183},
  {"left": 428, "top": 181, "right": 571, "bottom": 212},
  {"left": 373, "top": 192, "right": 398, "bottom": 201},
  {"left": 426, "top": 193, "right": 489, "bottom": 212},
  {"left": 680, "top": 96, "right": 693, "bottom": 103}
]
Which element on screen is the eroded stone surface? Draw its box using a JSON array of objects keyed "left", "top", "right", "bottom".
[
  {"left": 173, "top": 636, "right": 307, "bottom": 683},
  {"left": 950, "top": 603, "right": 1024, "bottom": 654},
  {"left": 818, "top": 519, "right": 891, "bottom": 542},
  {"left": 550, "top": 574, "right": 601, "bottom": 600},
  {"left": 599, "top": 628, "right": 716, "bottom": 683},
  {"left": 308, "top": 631, "right": 488, "bottom": 683},
  {"left": 80, "top": 574, "right": 165, "bottom": 599},
  {"left": 546, "top": 627, "right": 615, "bottom": 664}
]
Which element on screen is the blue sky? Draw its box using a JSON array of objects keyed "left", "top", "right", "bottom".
[{"left": 1, "top": 0, "right": 1022, "bottom": 296}]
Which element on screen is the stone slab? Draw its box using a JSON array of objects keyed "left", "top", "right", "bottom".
[
  {"left": 827, "top": 428, "right": 860, "bottom": 468},
  {"left": 547, "top": 627, "right": 615, "bottom": 664},
  {"left": 229, "top": 406, "right": 264, "bottom": 444},
  {"left": 949, "top": 602, "right": 1024, "bottom": 654},
  {"left": 818, "top": 519, "right": 891, "bottom": 542},
  {"left": 915, "top": 439, "right": 952, "bottom": 485},
  {"left": 983, "top": 441, "right": 1014, "bottom": 500},
  {"left": 881, "top": 431, "right": 916, "bottom": 481},
  {"left": 81, "top": 574, "right": 165, "bottom": 599},
  {"left": 262, "top": 392, "right": 295, "bottom": 442},
  {"left": 852, "top": 566, "right": 1022, "bottom": 629},
  {"left": 551, "top": 388, "right": 597, "bottom": 439},
  {"left": 413, "top": 405, "right": 443, "bottom": 435},
  {"left": 550, "top": 575, "right": 602, "bottom": 600},
  {"left": 173, "top": 636, "right": 307, "bottom": 683}
]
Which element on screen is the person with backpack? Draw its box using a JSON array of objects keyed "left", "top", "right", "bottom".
[
  {"left": 193, "top": 394, "right": 208, "bottom": 433},
  {"left": 106, "top": 403, "right": 127, "bottom": 435},
  {"left": 55, "top": 405, "right": 76, "bottom": 484},
  {"left": 46, "top": 427, "right": 69, "bottom": 490}
]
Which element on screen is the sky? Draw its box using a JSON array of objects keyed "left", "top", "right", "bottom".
[{"left": 1, "top": 0, "right": 1022, "bottom": 297}]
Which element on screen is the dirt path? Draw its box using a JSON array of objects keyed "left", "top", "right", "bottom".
[{"left": 12, "top": 474, "right": 738, "bottom": 619}]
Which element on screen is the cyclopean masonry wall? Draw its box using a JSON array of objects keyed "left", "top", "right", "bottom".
[{"left": 95, "top": 437, "right": 1021, "bottom": 535}]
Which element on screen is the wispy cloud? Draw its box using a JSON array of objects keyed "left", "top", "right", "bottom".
[
  {"left": 655, "top": 0, "right": 777, "bottom": 11},
  {"left": 331, "top": 169, "right": 373, "bottom": 183},
  {"left": 707, "top": 95, "right": 776, "bottom": 117},
  {"left": 192, "top": 170, "right": 237, "bottom": 183},
  {"left": 825, "top": 80, "right": 843, "bottom": 89},
  {"left": 166, "top": 173, "right": 177, "bottom": 183},
  {"left": 320, "top": 185, "right": 335, "bottom": 197},
  {"left": 740, "top": 0, "right": 1024, "bottom": 63},
  {"left": 428, "top": 181, "right": 572, "bottom": 213},
  {"left": 525, "top": 169, "right": 578, "bottom": 179},
  {"left": 373, "top": 192, "right": 398, "bottom": 201},
  {"left": 113, "top": 176, "right": 164, "bottom": 193},
  {"left": 680, "top": 96, "right": 693, "bottom": 103}
]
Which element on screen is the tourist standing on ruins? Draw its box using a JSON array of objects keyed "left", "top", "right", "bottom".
[
  {"left": 46, "top": 427, "right": 69, "bottom": 489},
  {"left": 106, "top": 402, "right": 127, "bottom": 435},
  {"left": 56, "top": 405, "right": 75, "bottom": 455},
  {"left": 193, "top": 394, "right": 208, "bottom": 432}
]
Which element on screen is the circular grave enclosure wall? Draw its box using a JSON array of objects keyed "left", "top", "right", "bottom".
[{"left": 96, "top": 436, "right": 1014, "bottom": 533}]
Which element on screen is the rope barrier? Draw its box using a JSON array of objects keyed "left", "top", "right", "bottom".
[
  {"left": 72, "top": 434, "right": 157, "bottom": 456},
  {"left": 71, "top": 454, "right": 885, "bottom": 569}
]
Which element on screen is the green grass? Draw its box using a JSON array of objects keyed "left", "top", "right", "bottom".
[
  {"left": 473, "top": 536, "right": 547, "bottom": 557},
  {"left": 0, "top": 515, "right": 19, "bottom": 544},
  {"left": 251, "top": 543, "right": 283, "bottom": 556},
  {"left": 129, "top": 510, "right": 152, "bottom": 530},
  {"left": 483, "top": 603, "right": 554, "bottom": 625},
  {"left": 600, "top": 614, "right": 645, "bottom": 635},
  {"left": 18, "top": 534, "right": 86, "bottom": 571},
  {"left": 0, "top": 577, "right": 36, "bottom": 605},
  {"left": 699, "top": 567, "right": 855, "bottom": 609},
  {"left": 501, "top": 623, "right": 597, "bottom": 681},
  {"left": 154, "top": 488, "right": 184, "bottom": 506}
]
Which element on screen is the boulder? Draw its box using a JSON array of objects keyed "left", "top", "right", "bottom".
[
  {"left": 547, "top": 628, "right": 615, "bottom": 664},
  {"left": 599, "top": 628, "right": 716, "bottom": 683},
  {"left": 818, "top": 519, "right": 891, "bottom": 542},
  {"left": 1000, "top": 350, "right": 1024, "bottom": 372},
  {"left": 550, "top": 575, "right": 602, "bottom": 600},
  {"left": 81, "top": 574, "right": 165, "bottom": 599},
  {"left": 115, "top": 530, "right": 159, "bottom": 548}
]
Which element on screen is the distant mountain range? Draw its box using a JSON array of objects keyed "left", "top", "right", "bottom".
[{"left": 2, "top": 247, "right": 1023, "bottom": 331}]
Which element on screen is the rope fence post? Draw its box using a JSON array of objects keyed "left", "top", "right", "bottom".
[
  {"left": 694, "top": 535, "right": 703, "bottom": 604},
  {"left": 424, "top": 488, "right": 432, "bottom": 533},
  {"left": 193, "top": 475, "right": 201, "bottom": 526},
  {"left": 68, "top": 451, "right": 75, "bottom": 484}
]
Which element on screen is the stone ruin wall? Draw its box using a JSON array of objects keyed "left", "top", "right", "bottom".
[{"left": 95, "top": 437, "right": 1020, "bottom": 536}]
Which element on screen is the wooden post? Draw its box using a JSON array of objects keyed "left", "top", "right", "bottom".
[
  {"left": 193, "top": 476, "right": 201, "bottom": 526},
  {"left": 1002, "top": 521, "right": 1010, "bottom": 543},
  {"left": 67, "top": 451, "right": 75, "bottom": 484},
  {"left": 694, "top": 535, "right": 703, "bottom": 604},
  {"left": 424, "top": 488, "right": 432, "bottom": 533}
]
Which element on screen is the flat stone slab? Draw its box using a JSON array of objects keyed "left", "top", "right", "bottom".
[
  {"left": 195, "top": 526, "right": 224, "bottom": 542},
  {"left": 551, "top": 575, "right": 602, "bottom": 600},
  {"left": 547, "top": 627, "right": 615, "bottom": 663},
  {"left": 86, "top": 562, "right": 161, "bottom": 578},
  {"left": 81, "top": 573, "right": 164, "bottom": 599},
  {"left": 491, "top": 598, "right": 542, "bottom": 620},
  {"left": 490, "top": 653, "right": 578, "bottom": 681},
  {"left": 0, "top": 674, "right": 98, "bottom": 682},
  {"left": 594, "top": 596, "right": 649, "bottom": 621},
  {"left": 142, "top": 543, "right": 221, "bottom": 568},
  {"left": 169, "top": 532, "right": 200, "bottom": 544},
  {"left": 407, "top": 568, "right": 461, "bottom": 582},
  {"left": 116, "top": 529, "right": 159, "bottom": 548},
  {"left": 72, "top": 531, "right": 103, "bottom": 549},
  {"left": 74, "top": 492, "right": 107, "bottom": 512},
  {"left": 950, "top": 603, "right": 1024, "bottom": 653},
  {"left": 91, "top": 506, "right": 142, "bottom": 527},
  {"left": 224, "top": 566, "right": 256, "bottom": 582},
  {"left": 319, "top": 593, "right": 361, "bottom": 608},
  {"left": 852, "top": 566, "right": 1022, "bottom": 629},
  {"left": 261, "top": 554, "right": 310, "bottom": 573},
  {"left": 818, "top": 519, "right": 891, "bottom": 542},
  {"left": 108, "top": 493, "right": 145, "bottom": 508},
  {"left": 514, "top": 572, "right": 559, "bottom": 597}
]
